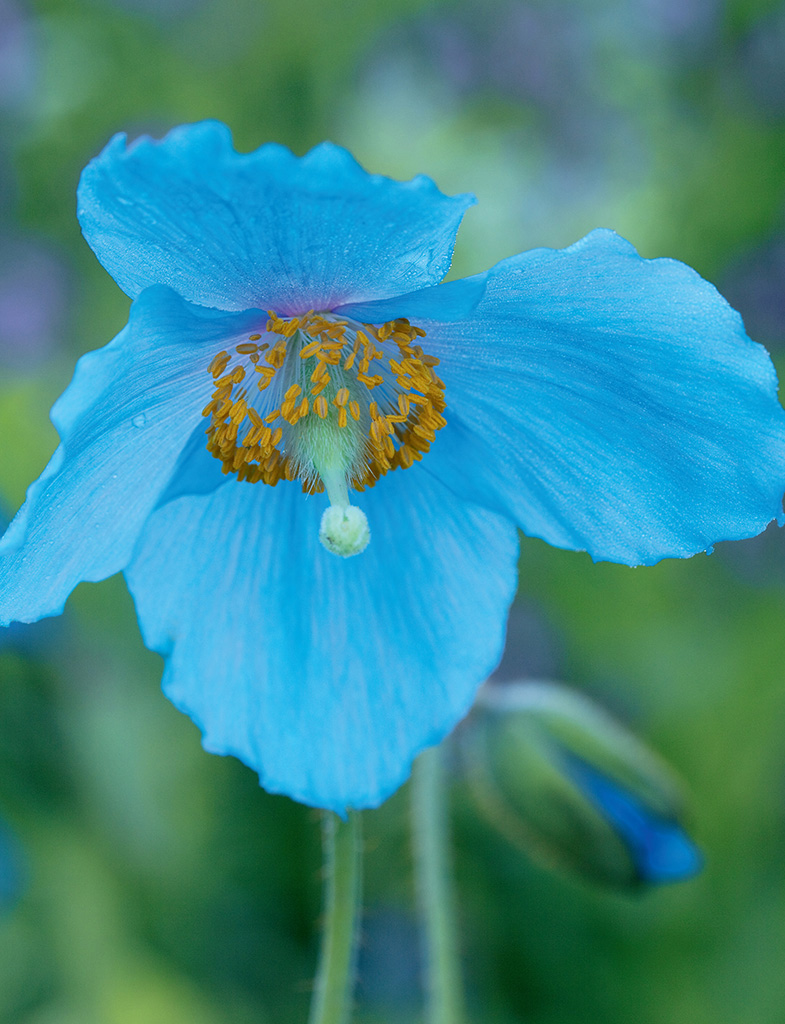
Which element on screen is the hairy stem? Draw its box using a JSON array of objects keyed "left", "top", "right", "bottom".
[
  {"left": 412, "top": 745, "right": 469, "bottom": 1024},
  {"left": 308, "top": 811, "right": 363, "bottom": 1024}
]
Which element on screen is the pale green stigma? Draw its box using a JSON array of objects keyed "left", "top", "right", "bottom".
[
  {"left": 319, "top": 505, "right": 371, "bottom": 557},
  {"left": 316, "top": 463, "right": 370, "bottom": 557}
]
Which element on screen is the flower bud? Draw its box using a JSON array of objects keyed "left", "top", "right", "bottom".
[{"left": 461, "top": 680, "right": 702, "bottom": 889}]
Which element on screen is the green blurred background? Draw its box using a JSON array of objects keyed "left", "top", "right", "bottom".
[{"left": 2, "top": 0, "right": 785, "bottom": 1020}]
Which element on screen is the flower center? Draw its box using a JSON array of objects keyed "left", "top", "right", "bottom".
[{"left": 202, "top": 311, "right": 446, "bottom": 556}]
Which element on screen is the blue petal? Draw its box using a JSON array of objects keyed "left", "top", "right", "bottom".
[
  {"left": 124, "top": 466, "right": 519, "bottom": 811},
  {"left": 78, "top": 121, "right": 475, "bottom": 315},
  {"left": 155, "top": 421, "right": 228, "bottom": 508},
  {"left": 567, "top": 759, "right": 702, "bottom": 884},
  {"left": 337, "top": 273, "right": 488, "bottom": 324},
  {"left": 0, "top": 286, "right": 264, "bottom": 625},
  {"left": 379, "top": 229, "right": 785, "bottom": 565}
]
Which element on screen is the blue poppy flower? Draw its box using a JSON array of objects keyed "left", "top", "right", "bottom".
[{"left": 1, "top": 121, "right": 784, "bottom": 812}]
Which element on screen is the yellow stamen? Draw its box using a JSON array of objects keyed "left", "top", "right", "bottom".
[
  {"left": 208, "top": 351, "right": 231, "bottom": 376},
  {"left": 202, "top": 312, "right": 445, "bottom": 500},
  {"left": 300, "top": 339, "right": 322, "bottom": 359}
]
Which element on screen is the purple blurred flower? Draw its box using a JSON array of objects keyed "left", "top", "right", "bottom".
[
  {"left": 376, "top": 0, "right": 720, "bottom": 112},
  {"left": 0, "top": 237, "right": 69, "bottom": 368},
  {"left": 0, "top": 0, "right": 35, "bottom": 111},
  {"left": 734, "top": 7, "right": 785, "bottom": 117},
  {"left": 720, "top": 236, "right": 785, "bottom": 352},
  {"left": 361, "top": 0, "right": 720, "bottom": 222}
]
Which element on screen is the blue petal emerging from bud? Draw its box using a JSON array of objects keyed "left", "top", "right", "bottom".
[
  {"left": 462, "top": 680, "right": 702, "bottom": 890},
  {"left": 565, "top": 757, "right": 702, "bottom": 884}
]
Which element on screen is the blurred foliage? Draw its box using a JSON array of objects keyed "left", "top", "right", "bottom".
[{"left": 2, "top": 0, "right": 785, "bottom": 1020}]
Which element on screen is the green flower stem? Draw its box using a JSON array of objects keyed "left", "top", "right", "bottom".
[
  {"left": 411, "top": 745, "right": 469, "bottom": 1024},
  {"left": 308, "top": 810, "right": 363, "bottom": 1024}
]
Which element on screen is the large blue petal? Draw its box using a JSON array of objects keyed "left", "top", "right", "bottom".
[
  {"left": 78, "top": 121, "right": 475, "bottom": 315},
  {"left": 124, "top": 466, "right": 519, "bottom": 811},
  {"left": 0, "top": 287, "right": 263, "bottom": 625},
  {"left": 354, "top": 230, "right": 785, "bottom": 565}
]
